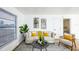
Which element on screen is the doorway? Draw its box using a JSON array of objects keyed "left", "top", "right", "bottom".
[{"left": 63, "top": 18, "right": 70, "bottom": 34}]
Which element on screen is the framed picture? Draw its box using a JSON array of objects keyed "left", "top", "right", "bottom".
[
  {"left": 41, "top": 18, "right": 47, "bottom": 29},
  {"left": 33, "top": 17, "right": 39, "bottom": 28}
]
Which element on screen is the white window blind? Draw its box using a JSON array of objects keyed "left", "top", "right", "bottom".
[{"left": 0, "top": 8, "right": 16, "bottom": 47}]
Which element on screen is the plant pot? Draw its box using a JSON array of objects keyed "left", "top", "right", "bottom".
[
  {"left": 20, "top": 32, "right": 27, "bottom": 41},
  {"left": 24, "top": 32, "right": 29, "bottom": 41}
]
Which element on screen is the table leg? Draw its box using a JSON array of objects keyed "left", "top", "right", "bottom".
[
  {"left": 32, "top": 46, "right": 34, "bottom": 51},
  {"left": 40, "top": 48, "right": 42, "bottom": 51},
  {"left": 45, "top": 48, "right": 47, "bottom": 51},
  {"left": 58, "top": 41, "right": 61, "bottom": 46}
]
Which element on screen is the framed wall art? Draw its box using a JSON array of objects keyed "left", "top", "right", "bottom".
[
  {"left": 41, "top": 18, "right": 47, "bottom": 29},
  {"left": 33, "top": 17, "right": 39, "bottom": 28}
]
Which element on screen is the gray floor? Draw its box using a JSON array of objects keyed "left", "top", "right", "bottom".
[{"left": 14, "top": 41, "right": 70, "bottom": 51}]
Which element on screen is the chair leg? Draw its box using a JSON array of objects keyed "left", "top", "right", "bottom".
[
  {"left": 71, "top": 47, "right": 73, "bottom": 51},
  {"left": 40, "top": 48, "right": 42, "bottom": 51},
  {"left": 58, "top": 41, "right": 61, "bottom": 46},
  {"left": 74, "top": 41, "right": 76, "bottom": 50}
]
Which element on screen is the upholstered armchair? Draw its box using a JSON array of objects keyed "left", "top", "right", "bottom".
[{"left": 59, "top": 33, "right": 76, "bottom": 51}]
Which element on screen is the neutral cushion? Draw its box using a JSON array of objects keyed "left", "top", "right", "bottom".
[
  {"left": 44, "top": 37, "right": 55, "bottom": 43},
  {"left": 60, "top": 39, "right": 72, "bottom": 46}
]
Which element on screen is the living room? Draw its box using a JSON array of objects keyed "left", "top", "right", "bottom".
[{"left": 0, "top": 7, "right": 79, "bottom": 51}]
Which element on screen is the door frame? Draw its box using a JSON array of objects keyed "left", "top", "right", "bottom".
[{"left": 63, "top": 18, "right": 70, "bottom": 34}]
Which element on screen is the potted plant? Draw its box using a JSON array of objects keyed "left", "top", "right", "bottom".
[
  {"left": 37, "top": 35, "right": 47, "bottom": 46},
  {"left": 19, "top": 24, "right": 29, "bottom": 40}
]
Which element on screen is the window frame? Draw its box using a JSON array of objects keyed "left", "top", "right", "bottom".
[{"left": 0, "top": 8, "right": 17, "bottom": 47}]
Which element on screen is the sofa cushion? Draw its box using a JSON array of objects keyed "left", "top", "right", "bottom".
[
  {"left": 28, "top": 31, "right": 31, "bottom": 37},
  {"left": 51, "top": 32, "right": 53, "bottom": 38},
  {"left": 38, "top": 31, "right": 42, "bottom": 36},
  {"left": 60, "top": 39, "right": 72, "bottom": 46},
  {"left": 31, "top": 32, "right": 37, "bottom": 37},
  {"left": 64, "top": 33, "right": 73, "bottom": 41},
  {"left": 43, "top": 32, "right": 49, "bottom": 37},
  {"left": 44, "top": 37, "right": 55, "bottom": 43}
]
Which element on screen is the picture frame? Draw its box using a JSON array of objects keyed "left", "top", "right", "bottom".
[
  {"left": 33, "top": 17, "right": 39, "bottom": 28},
  {"left": 41, "top": 18, "right": 47, "bottom": 29}
]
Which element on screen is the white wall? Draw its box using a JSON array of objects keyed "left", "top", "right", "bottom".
[
  {"left": 0, "top": 7, "right": 25, "bottom": 51},
  {"left": 24, "top": 15, "right": 63, "bottom": 36}
]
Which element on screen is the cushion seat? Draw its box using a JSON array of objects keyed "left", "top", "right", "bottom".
[
  {"left": 44, "top": 37, "right": 55, "bottom": 43},
  {"left": 60, "top": 39, "right": 72, "bottom": 46},
  {"left": 59, "top": 33, "right": 76, "bottom": 50}
]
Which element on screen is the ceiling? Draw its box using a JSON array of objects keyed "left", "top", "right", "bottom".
[{"left": 16, "top": 7, "right": 79, "bottom": 15}]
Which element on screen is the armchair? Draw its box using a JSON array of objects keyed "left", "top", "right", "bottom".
[{"left": 59, "top": 33, "right": 76, "bottom": 51}]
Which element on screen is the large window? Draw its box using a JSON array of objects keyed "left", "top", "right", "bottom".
[{"left": 0, "top": 8, "right": 16, "bottom": 47}]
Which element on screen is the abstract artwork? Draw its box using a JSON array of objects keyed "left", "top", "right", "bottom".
[
  {"left": 33, "top": 17, "right": 39, "bottom": 28},
  {"left": 41, "top": 18, "right": 47, "bottom": 29}
]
